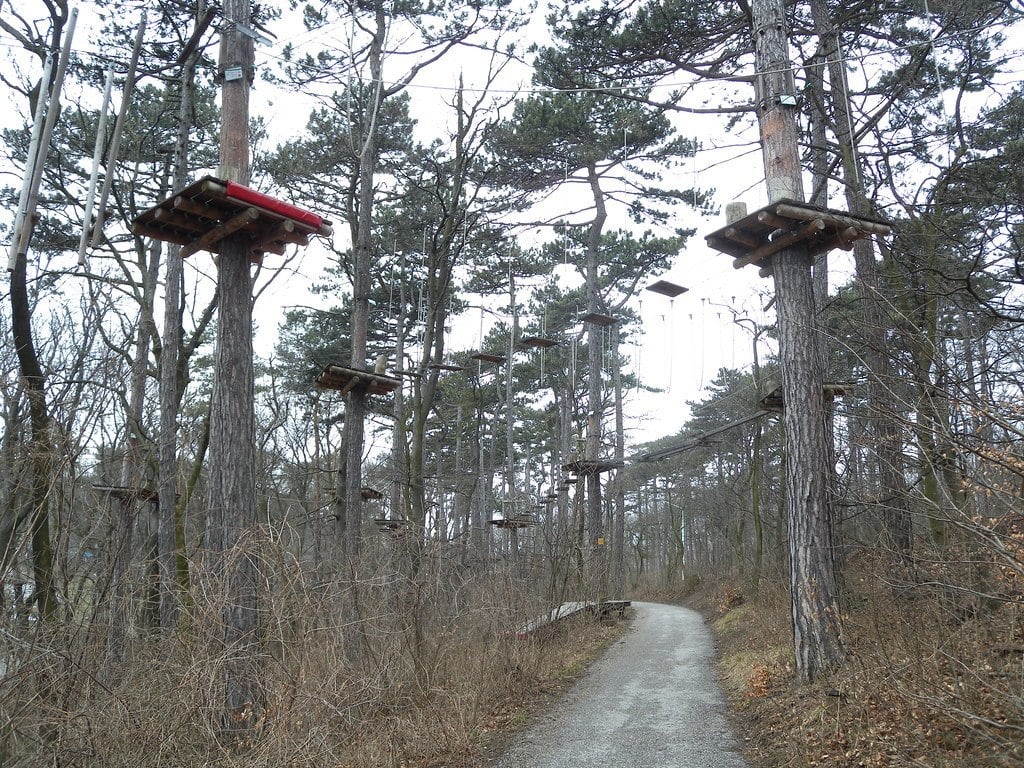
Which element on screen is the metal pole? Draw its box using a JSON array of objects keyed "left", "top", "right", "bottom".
[
  {"left": 8, "top": 53, "right": 53, "bottom": 271},
  {"left": 78, "top": 63, "right": 116, "bottom": 266},
  {"left": 91, "top": 11, "right": 147, "bottom": 248},
  {"left": 11, "top": 9, "right": 77, "bottom": 268}
]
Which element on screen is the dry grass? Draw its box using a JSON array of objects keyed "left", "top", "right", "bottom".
[
  {"left": 703, "top": 554, "right": 1024, "bottom": 768},
  {"left": 0, "top": 539, "right": 629, "bottom": 768}
]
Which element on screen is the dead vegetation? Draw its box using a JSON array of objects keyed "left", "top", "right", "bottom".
[
  {"left": 0, "top": 540, "right": 628, "bottom": 768},
  {"left": 702, "top": 551, "right": 1024, "bottom": 768}
]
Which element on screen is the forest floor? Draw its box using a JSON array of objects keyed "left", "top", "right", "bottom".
[{"left": 678, "top": 562, "right": 1023, "bottom": 768}]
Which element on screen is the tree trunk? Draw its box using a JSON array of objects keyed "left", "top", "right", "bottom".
[
  {"left": 753, "top": 0, "right": 845, "bottom": 681},
  {"left": 773, "top": 248, "right": 846, "bottom": 681},
  {"left": 808, "top": 0, "right": 911, "bottom": 558},
  {"left": 207, "top": 0, "right": 261, "bottom": 735},
  {"left": 612, "top": 333, "right": 626, "bottom": 596},
  {"left": 158, "top": 0, "right": 203, "bottom": 632},
  {"left": 584, "top": 163, "right": 608, "bottom": 602}
]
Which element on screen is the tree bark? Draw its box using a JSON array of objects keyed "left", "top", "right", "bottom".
[
  {"left": 207, "top": 0, "right": 262, "bottom": 735},
  {"left": 752, "top": 0, "right": 845, "bottom": 681},
  {"left": 585, "top": 163, "right": 608, "bottom": 602}
]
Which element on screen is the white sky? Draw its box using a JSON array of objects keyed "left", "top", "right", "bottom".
[{"left": 6, "top": 1, "right": 1017, "bottom": 454}]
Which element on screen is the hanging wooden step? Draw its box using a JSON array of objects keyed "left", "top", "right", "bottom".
[
  {"left": 470, "top": 352, "right": 506, "bottom": 364},
  {"left": 374, "top": 517, "right": 410, "bottom": 532},
  {"left": 427, "top": 362, "right": 466, "bottom": 372},
  {"left": 646, "top": 280, "right": 688, "bottom": 297},
  {"left": 581, "top": 312, "right": 617, "bottom": 327},
  {"left": 562, "top": 458, "right": 625, "bottom": 475},
  {"left": 360, "top": 486, "right": 383, "bottom": 501},
  {"left": 315, "top": 364, "right": 400, "bottom": 396},
  {"left": 92, "top": 484, "right": 159, "bottom": 504},
  {"left": 489, "top": 514, "right": 537, "bottom": 529},
  {"left": 519, "top": 335, "right": 559, "bottom": 348},
  {"left": 758, "top": 380, "right": 849, "bottom": 413},
  {"left": 132, "top": 175, "right": 332, "bottom": 261},
  {"left": 704, "top": 198, "right": 890, "bottom": 275}
]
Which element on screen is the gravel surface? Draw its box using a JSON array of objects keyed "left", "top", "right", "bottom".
[{"left": 492, "top": 602, "right": 751, "bottom": 768}]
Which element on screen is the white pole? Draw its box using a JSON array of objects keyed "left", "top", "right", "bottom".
[
  {"left": 78, "top": 63, "right": 116, "bottom": 267},
  {"left": 11, "top": 8, "right": 78, "bottom": 269},
  {"left": 8, "top": 53, "right": 54, "bottom": 272},
  {"left": 91, "top": 10, "right": 147, "bottom": 248}
]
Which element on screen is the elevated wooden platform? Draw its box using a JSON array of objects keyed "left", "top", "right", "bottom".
[
  {"left": 489, "top": 514, "right": 537, "bottom": 529},
  {"left": 132, "top": 176, "right": 332, "bottom": 261},
  {"left": 315, "top": 364, "right": 400, "bottom": 396},
  {"left": 519, "top": 335, "right": 559, "bottom": 348},
  {"left": 506, "top": 600, "right": 632, "bottom": 639},
  {"left": 563, "top": 458, "right": 625, "bottom": 475},
  {"left": 581, "top": 312, "right": 617, "bottom": 327},
  {"left": 705, "top": 198, "right": 890, "bottom": 274},
  {"left": 646, "top": 280, "right": 688, "bottom": 297},
  {"left": 92, "top": 484, "right": 159, "bottom": 504},
  {"left": 374, "top": 517, "right": 410, "bottom": 532},
  {"left": 470, "top": 352, "right": 506, "bottom": 364},
  {"left": 360, "top": 486, "right": 383, "bottom": 501},
  {"left": 758, "top": 381, "right": 849, "bottom": 413}
]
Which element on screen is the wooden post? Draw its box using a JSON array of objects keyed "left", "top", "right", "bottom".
[
  {"left": 750, "top": 0, "right": 844, "bottom": 682},
  {"left": 206, "top": 0, "right": 262, "bottom": 738}
]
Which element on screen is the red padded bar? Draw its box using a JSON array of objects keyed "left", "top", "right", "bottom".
[{"left": 224, "top": 181, "right": 323, "bottom": 229}]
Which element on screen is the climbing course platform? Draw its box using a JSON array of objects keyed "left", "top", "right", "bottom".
[
  {"left": 315, "top": 364, "right": 400, "bottom": 396},
  {"left": 132, "top": 175, "right": 332, "bottom": 261},
  {"left": 705, "top": 198, "right": 890, "bottom": 276}
]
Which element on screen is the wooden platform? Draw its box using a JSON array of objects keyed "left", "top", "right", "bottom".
[
  {"left": 132, "top": 175, "right": 332, "bottom": 260},
  {"left": 373, "top": 517, "right": 410, "bottom": 532},
  {"left": 563, "top": 458, "right": 625, "bottom": 475},
  {"left": 705, "top": 198, "right": 890, "bottom": 273},
  {"left": 470, "top": 352, "right": 506, "bottom": 364},
  {"left": 581, "top": 312, "right": 617, "bottom": 327},
  {"left": 92, "top": 484, "right": 159, "bottom": 504},
  {"left": 506, "top": 600, "right": 632, "bottom": 639},
  {"left": 758, "top": 381, "right": 849, "bottom": 412},
  {"left": 519, "top": 335, "right": 559, "bottom": 348},
  {"left": 315, "top": 364, "right": 400, "bottom": 395},
  {"left": 360, "top": 486, "right": 383, "bottom": 501},
  {"left": 646, "top": 280, "right": 688, "bottom": 297},
  {"left": 489, "top": 515, "right": 537, "bottom": 529}
]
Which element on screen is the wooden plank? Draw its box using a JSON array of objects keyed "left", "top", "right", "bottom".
[
  {"left": 153, "top": 207, "right": 208, "bottom": 233},
  {"left": 131, "top": 222, "right": 193, "bottom": 245},
  {"left": 733, "top": 218, "right": 825, "bottom": 269},
  {"left": 724, "top": 226, "right": 761, "bottom": 249},
  {"left": 181, "top": 207, "right": 259, "bottom": 258},
  {"left": 774, "top": 202, "right": 891, "bottom": 235},
  {"left": 704, "top": 235, "right": 749, "bottom": 258},
  {"left": 172, "top": 195, "right": 220, "bottom": 219}
]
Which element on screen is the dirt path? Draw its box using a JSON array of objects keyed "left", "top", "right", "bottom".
[{"left": 492, "top": 602, "right": 751, "bottom": 768}]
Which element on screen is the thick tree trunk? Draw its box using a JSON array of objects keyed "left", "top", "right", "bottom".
[
  {"left": 207, "top": 0, "right": 262, "bottom": 735},
  {"left": 612, "top": 335, "right": 626, "bottom": 596},
  {"left": 753, "top": 0, "right": 845, "bottom": 681},
  {"left": 773, "top": 248, "right": 846, "bottom": 681},
  {"left": 584, "top": 164, "right": 608, "bottom": 602}
]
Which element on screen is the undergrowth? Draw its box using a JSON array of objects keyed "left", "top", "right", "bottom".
[
  {"left": 703, "top": 555, "right": 1024, "bottom": 767},
  {"left": 0, "top": 543, "right": 626, "bottom": 768}
]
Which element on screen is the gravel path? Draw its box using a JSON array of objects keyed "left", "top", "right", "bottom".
[{"left": 492, "top": 601, "right": 751, "bottom": 768}]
